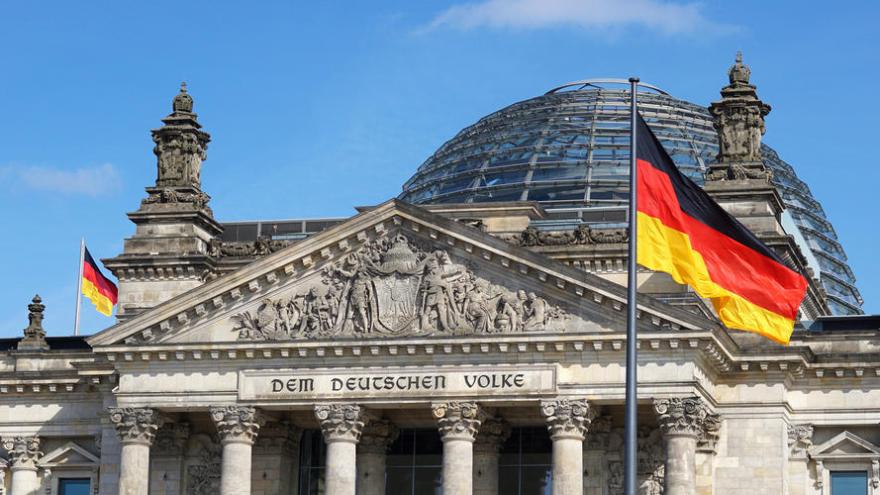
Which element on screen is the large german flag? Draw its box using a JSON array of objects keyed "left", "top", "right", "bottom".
[
  {"left": 635, "top": 114, "right": 807, "bottom": 344},
  {"left": 82, "top": 247, "right": 118, "bottom": 316}
]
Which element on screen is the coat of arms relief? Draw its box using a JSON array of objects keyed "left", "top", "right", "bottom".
[{"left": 232, "top": 233, "right": 568, "bottom": 341}]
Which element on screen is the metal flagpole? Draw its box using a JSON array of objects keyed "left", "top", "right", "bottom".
[
  {"left": 624, "top": 77, "right": 640, "bottom": 495},
  {"left": 74, "top": 238, "right": 85, "bottom": 336}
]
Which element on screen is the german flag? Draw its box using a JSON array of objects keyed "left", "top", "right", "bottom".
[
  {"left": 635, "top": 114, "right": 807, "bottom": 344},
  {"left": 82, "top": 247, "right": 118, "bottom": 316}
]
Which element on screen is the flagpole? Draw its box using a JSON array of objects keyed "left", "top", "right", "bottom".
[
  {"left": 74, "top": 238, "right": 85, "bottom": 336},
  {"left": 624, "top": 77, "right": 640, "bottom": 495}
]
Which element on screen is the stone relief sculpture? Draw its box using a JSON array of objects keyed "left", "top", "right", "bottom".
[
  {"left": 207, "top": 236, "right": 295, "bottom": 258},
  {"left": 511, "top": 225, "right": 628, "bottom": 247},
  {"left": 233, "top": 234, "right": 567, "bottom": 341},
  {"left": 185, "top": 433, "right": 221, "bottom": 495},
  {"left": 607, "top": 427, "right": 665, "bottom": 495}
]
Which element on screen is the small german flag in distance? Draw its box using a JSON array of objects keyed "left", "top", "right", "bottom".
[
  {"left": 634, "top": 113, "right": 808, "bottom": 344},
  {"left": 82, "top": 247, "right": 118, "bottom": 316}
]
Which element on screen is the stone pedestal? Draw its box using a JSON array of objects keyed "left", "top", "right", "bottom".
[
  {"left": 357, "top": 418, "right": 398, "bottom": 495},
  {"left": 315, "top": 404, "right": 366, "bottom": 495},
  {"left": 109, "top": 408, "right": 163, "bottom": 495},
  {"left": 541, "top": 399, "right": 593, "bottom": 495},
  {"left": 211, "top": 406, "right": 264, "bottom": 495},
  {"left": 433, "top": 401, "right": 484, "bottom": 495},
  {"left": 654, "top": 397, "right": 717, "bottom": 495},
  {"left": 3, "top": 436, "right": 41, "bottom": 495},
  {"left": 473, "top": 418, "right": 511, "bottom": 495}
]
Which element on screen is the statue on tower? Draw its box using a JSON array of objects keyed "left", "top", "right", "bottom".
[
  {"left": 151, "top": 82, "right": 211, "bottom": 191},
  {"left": 707, "top": 52, "right": 772, "bottom": 180}
]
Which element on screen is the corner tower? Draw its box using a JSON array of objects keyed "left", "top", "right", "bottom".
[{"left": 104, "top": 84, "right": 222, "bottom": 321}]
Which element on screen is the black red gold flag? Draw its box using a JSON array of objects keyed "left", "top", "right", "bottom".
[{"left": 82, "top": 247, "right": 118, "bottom": 316}]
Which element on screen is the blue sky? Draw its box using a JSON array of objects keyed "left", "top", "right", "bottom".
[{"left": 1, "top": 0, "right": 877, "bottom": 337}]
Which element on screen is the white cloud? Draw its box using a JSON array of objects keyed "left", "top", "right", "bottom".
[
  {"left": 1, "top": 163, "right": 122, "bottom": 197},
  {"left": 422, "top": 0, "right": 732, "bottom": 35}
]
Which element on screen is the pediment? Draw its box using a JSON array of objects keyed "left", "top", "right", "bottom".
[
  {"left": 89, "top": 200, "right": 710, "bottom": 348},
  {"left": 39, "top": 441, "right": 100, "bottom": 468},
  {"left": 810, "top": 431, "right": 880, "bottom": 459}
]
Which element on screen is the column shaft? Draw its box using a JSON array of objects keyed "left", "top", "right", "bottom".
[
  {"left": 653, "top": 397, "right": 717, "bottom": 495},
  {"left": 664, "top": 435, "right": 697, "bottom": 495},
  {"left": 9, "top": 467, "right": 39, "bottom": 495},
  {"left": 551, "top": 437, "right": 583, "bottom": 495},
  {"left": 220, "top": 441, "right": 253, "bottom": 495},
  {"left": 473, "top": 451, "right": 499, "bottom": 495},
  {"left": 314, "top": 404, "right": 366, "bottom": 495},
  {"left": 442, "top": 438, "right": 473, "bottom": 495},
  {"left": 118, "top": 443, "right": 151, "bottom": 495},
  {"left": 356, "top": 451, "right": 387, "bottom": 495},
  {"left": 326, "top": 440, "right": 357, "bottom": 495}
]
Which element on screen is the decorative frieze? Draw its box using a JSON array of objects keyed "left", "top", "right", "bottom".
[
  {"left": 210, "top": 406, "right": 263, "bottom": 445},
  {"left": 653, "top": 397, "right": 717, "bottom": 438},
  {"left": 1, "top": 436, "right": 41, "bottom": 469},
  {"left": 433, "top": 401, "right": 485, "bottom": 442},
  {"left": 315, "top": 403, "right": 366, "bottom": 443},
  {"left": 540, "top": 399, "right": 594, "bottom": 440},
  {"left": 474, "top": 418, "right": 512, "bottom": 454},
  {"left": 108, "top": 407, "right": 163, "bottom": 445},
  {"left": 509, "top": 225, "right": 628, "bottom": 247}
]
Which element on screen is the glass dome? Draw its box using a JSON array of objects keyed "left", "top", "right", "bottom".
[{"left": 399, "top": 80, "right": 863, "bottom": 315}]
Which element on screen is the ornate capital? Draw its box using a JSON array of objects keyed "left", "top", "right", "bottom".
[
  {"left": 359, "top": 419, "right": 400, "bottom": 455},
  {"left": 210, "top": 406, "right": 264, "bottom": 445},
  {"left": 1, "top": 436, "right": 41, "bottom": 470},
  {"left": 154, "top": 422, "right": 190, "bottom": 456},
  {"left": 433, "top": 401, "right": 485, "bottom": 442},
  {"left": 108, "top": 408, "right": 164, "bottom": 445},
  {"left": 314, "top": 404, "right": 366, "bottom": 443},
  {"left": 653, "top": 397, "right": 715, "bottom": 438},
  {"left": 474, "top": 418, "right": 511, "bottom": 454},
  {"left": 255, "top": 422, "right": 301, "bottom": 456},
  {"left": 788, "top": 423, "right": 814, "bottom": 458},
  {"left": 541, "top": 399, "right": 594, "bottom": 440}
]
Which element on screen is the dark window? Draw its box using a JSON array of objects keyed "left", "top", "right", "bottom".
[
  {"left": 297, "top": 430, "right": 326, "bottom": 495},
  {"left": 831, "top": 471, "right": 868, "bottom": 495},
  {"left": 499, "top": 427, "right": 553, "bottom": 495},
  {"left": 386, "top": 429, "right": 443, "bottom": 495},
  {"left": 59, "top": 479, "right": 91, "bottom": 495}
]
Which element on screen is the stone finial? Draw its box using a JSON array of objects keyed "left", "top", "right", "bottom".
[
  {"left": 707, "top": 51, "right": 772, "bottom": 179},
  {"left": 540, "top": 399, "right": 594, "bottom": 440},
  {"left": 18, "top": 295, "right": 49, "bottom": 351},
  {"left": 172, "top": 81, "right": 194, "bottom": 113},
  {"left": 210, "top": 406, "right": 264, "bottom": 445},
  {"left": 315, "top": 404, "right": 366, "bottom": 443},
  {"left": 108, "top": 407, "right": 164, "bottom": 445},
  {"left": 653, "top": 397, "right": 716, "bottom": 438},
  {"left": 474, "top": 418, "right": 512, "bottom": 453},
  {"left": 2, "top": 436, "right": 42, "bottom": 469},
  {"left": 359, "top": 418, "right": 400, "bottom": 455},
  {"left": 151, "top": 83, "right": 211, "bottom": 192},
  {"left": 432, "top": 401, "right": 485, "bottom": 442}
]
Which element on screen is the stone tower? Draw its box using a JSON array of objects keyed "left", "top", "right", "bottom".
[{"left": 104, "top": 84, "right": 222, "bottom": 321}]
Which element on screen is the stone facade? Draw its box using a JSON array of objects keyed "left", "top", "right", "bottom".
[{"left": 1, "top": 65, "right": 878, "bottom": 495}]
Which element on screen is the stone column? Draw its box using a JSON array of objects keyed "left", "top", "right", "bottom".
[
  {"left": 357, "top": 418, "right": 399, "bottom": 495},
  {"left": 654, "top": 397, "right": 715, "bottom": 495},
  {"left": 541, "top": 399, "right": 593, "bottom": 495},
  {"left": 473, "top": 418, "right": 511, "bottom": 495},
  {"left": 109, "top": 408, "right": 163, "bottom": 495},
  {"left": 433, "top": 401, "right": 485, "bottom": 495},
  {"left": 2, "top": 436, "right": 42, "bottom": 495},
  {"left": 211, "top": 406, "right": 264, "bottom": 495},
  {"left": 315, "top": 404, "right": 366, "bottom": 495}
]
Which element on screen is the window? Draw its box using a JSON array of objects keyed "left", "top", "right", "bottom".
[
  {"left": 499, "top": 427, "right": 553, "bottom": 495},
  {"left": 58, "top": 479, "right": 91, "bottom": 495},
  {"left": 386, "top": 429, "right": 443, "bottom": 495},
  {"left": 297, "top": 430, "right": 326, "bottom": 495},
  {"left": 831, "top": 471, "right": 868, "bottom": 495}
]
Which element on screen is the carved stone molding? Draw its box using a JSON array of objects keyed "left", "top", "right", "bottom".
[
  {"left": 653, "top": 397, "right": 715, "bottom": 438},
  {"left": 108, "top": 408, "right": 164, "bottom": 445},
  {"left": 232, "top": 234, "right": 568, "bottom": 341},
  {"left": 787, "top": 423, "right": 814, "bottom": 458},
  {"left": 315, "top": 404, "right": 366, "bottom": 443},
  {"left": 510, "top": 225, "right": 628, "bottom": 247},
  {"left": 154, "top": 422, "right": 191, "bottom": 456},
  {"left": 433, "top": 401, "right": 485, "bottom": 442},
  {"left": 1, "top": 436, "right": 41, "bottom": 469},
  {"left": 474, "top": 418, "right": 512, "bottom": 454},
  {"left": 359, "top": 419, "right": 400, "bottom": 455},
  {"left": 540, "top": 399, "right": 594, "bottom": 440},
  {"left": 697, "top": 412, "right": 722, "bottom": 454},
  {"left": 210, "top": 406, "right": 264, "bottom": 445}
]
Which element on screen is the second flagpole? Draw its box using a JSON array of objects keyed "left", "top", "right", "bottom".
[
  {"left": 624, "top": 77, "right": 640, "bottom": 495},
  {"left": 74, "top": 238, "right": 85, "bottom": 336}
]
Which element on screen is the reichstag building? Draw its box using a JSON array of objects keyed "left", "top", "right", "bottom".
[{"left": 2, "top": 55, "right": 877, "bottom": 495}]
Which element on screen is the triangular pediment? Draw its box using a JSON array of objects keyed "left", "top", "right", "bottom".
[
  {"left": 810, "top": 431, "right": 880, "bottom": 460},
  {"left": 39, "top": 441, "right": 100, "bottom": 468},
  {"left": 89, "top": 200, "right": 712, "bottom": 348}
]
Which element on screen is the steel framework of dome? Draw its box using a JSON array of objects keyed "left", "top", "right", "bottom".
[{"left": 399, "top": 80, "right": 863, "bottom": 315}]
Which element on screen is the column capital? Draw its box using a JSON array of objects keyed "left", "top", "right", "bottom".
[
  {"left": 432, "top": 401, "right": 485, "bottom": 442},
  {"left": 108, "top": 407, "right": 164, "bottom": 446},
  {"left": 359, "top": 418, "right": 399, "bottom": 455},
  {"left": 315, "top": 403, "right": 366, "bottom": 443},
  {"left": 1, "top": 436, "right": 41, "bottom": 470},
  {"left": 210, "top": 405, "right": 264, "bottom": 445},
  {"left": 474, "top": 418, "right": 511, "bottom": 454},
  {"left": 653, "top": 397, "right": 716, "bottom": 438},
  {"left": 540, "top": 399, "right": 594, "bottom": 440},
  {"left": 154, "top": 422, "right": 190, "bottom": 456}
]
